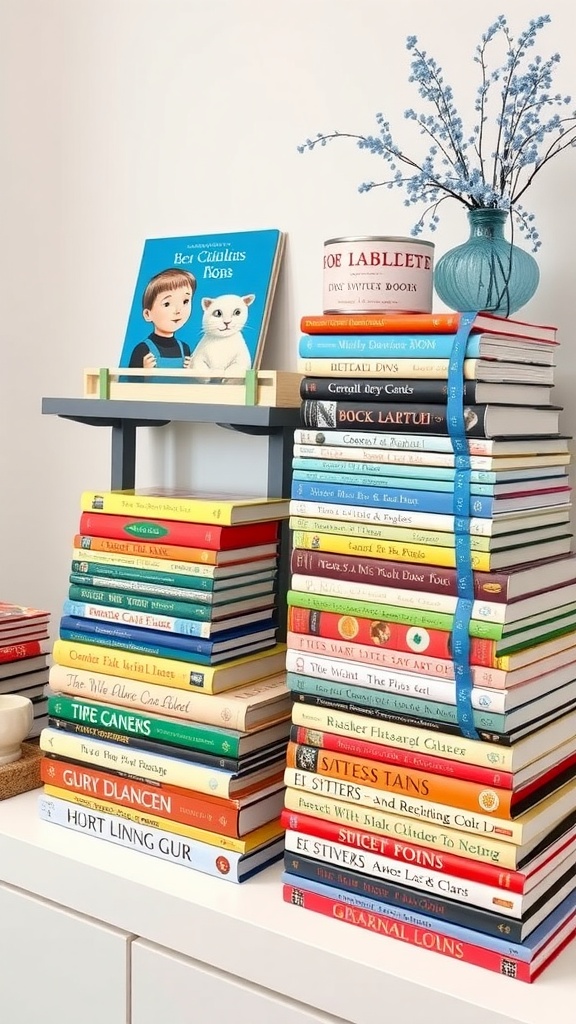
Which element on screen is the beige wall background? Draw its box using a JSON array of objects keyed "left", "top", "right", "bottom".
[{"left": 0, "top": 0, "right": 574, "bottom": 624}]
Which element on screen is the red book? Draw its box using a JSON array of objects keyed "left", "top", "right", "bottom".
[
  {"left": 281, "top": 883, "right": 574, "bottom": 981},
  {"left": 300, "top": 312, "right": 558, "bottom": 343},
  {"left": 0, "top": 603, "right": 50, "bottom": 630},
  {"left": 78, "top": 512, "right": 279, "bottom": 550},
  {"left": 0, "top": 638, "right": 51, "bottom": 663}
]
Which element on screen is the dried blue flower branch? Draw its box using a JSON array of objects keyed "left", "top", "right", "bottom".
[{"left": 298, "top": 15, "right": 576, "bottom": 251}]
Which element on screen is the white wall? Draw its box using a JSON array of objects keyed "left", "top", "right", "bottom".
[{"left": 1, "top": 0, "right": 574, "bottom": 623}]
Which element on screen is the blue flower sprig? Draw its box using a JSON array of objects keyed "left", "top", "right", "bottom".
[{"left": 298, "top": 15, "right": 576, "bottom": 251}]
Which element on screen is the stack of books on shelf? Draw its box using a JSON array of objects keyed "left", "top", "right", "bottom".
[
  {"left": 0, "top": 602, "right": 51, "bottom": 738},
  {"left": 281, "top": 309, "right": 576, "bottom": 981},
  {"left": 39, "top": 487, "right": 293, "bottom": 882}
]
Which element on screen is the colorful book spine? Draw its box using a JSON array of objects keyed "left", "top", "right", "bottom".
[
  {"left": 289, "top": 517, "right": 499, "bottom": 551},
  {"left": 284, "top": 788, "right": 522, "bottom": 869},
  {"left": 67, "top": 584, "right": 228, "bottom": 621},
  {"left": 297, "top": 358, "right": 487, "bottom": 380},
  {"left": 281, "top": 880, "right": 574, "bottom": 981},
  {"left": 46, "top": 693, "right": 254, "bottom": 758},
  {"left": 63, "top": 598, "right": 273, "bottom": 637},
  {"left": 293, "top": 429, "right": 567, "bottom": 458},
  {"left": 287, "top": 605, "right": 497, "bottom": 664},
  {"left": 78, "top": 513, "right": 278, "bottom": 549},
  {"left": 0, "top": 639, "right": 50, "bottom": 663},
  {"left": 68, "top": 569, "right": 274, "bottom": 602},
  {"left": 292, "top": 442, "right": 570, "bottom": 472},
  {"left": 39, "top": 727, "right": 241, "bottom": 797},
  {"left": 298, "top": 377, "right": 550, "bottom": 405},
  {"left": 70, "top": 562, "right": 219, "bottom": 596},
  {"left": 72, "top": 545, "right": 274, "bottom": 577},
  {"left": 292, "top": 456, "right": 553, "bottom": 486},
  {"left": 41, "top": 758, "right": 284, "bottom": 837},
  {"left": 44, "top": 783, "right": 283, "bottom": 853},
  {"left": 291, "top": 477, "right": 503, "bottom": 517},
  {"left": 279, "top": 809, "right": 529, "bottom": 891},
  {"left": 51, "top": 638, "right": 287, "bottom": 695},
  {"left": 80, "top": 491, "right": 288, "bottom": 525},
  {"left": 286, "top": 742, "right": 514, "bottom": 817},
  {"left": 298, "top": 333, "right": 487, "bottom": 359},
  {"left": 299, "top": 312, "right": 557, "bottom": 341},
  {"left": 291, "top": 466, "right": 546, "bottom": 498},
  {"left": 283, "top": 847, "right": 529, "bottom": 935},
  {"left": 74, "top": 533, "right": 276, "bottom": 566},
  {"left": 38, "top": 793, "right": 283, "bottom": 882},
  {"left": 288, "top": 726, "right": 514, "bottom": 789},
  {"left": 290, "top": 572, "right": 507, "bottom": 623}
]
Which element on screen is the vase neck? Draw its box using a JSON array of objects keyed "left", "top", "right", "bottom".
[{"left": 467, "top": 207, "right": 508, "bottom": 240}]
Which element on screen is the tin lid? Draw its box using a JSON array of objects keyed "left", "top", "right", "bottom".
[{"left": 324, "top": 235, "right": 435, "bottom": 248}]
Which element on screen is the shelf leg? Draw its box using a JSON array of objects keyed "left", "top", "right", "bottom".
[{"left": 110, "top": 422, "right": 138, "bottom": 490}]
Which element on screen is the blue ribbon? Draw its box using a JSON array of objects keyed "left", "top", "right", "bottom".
[{"left": 446, "top": 311, "right": 479, "bottom": 740}]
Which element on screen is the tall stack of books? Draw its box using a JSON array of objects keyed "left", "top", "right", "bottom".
[
  {"left": 39, "top": 486, "right": 293, "bottom": 883},
  {"left": 281, "top": 310, "right": 576, "bottom": 981},
  {"left": 0, "top": 602, "right": 51, "bottom": 737}
]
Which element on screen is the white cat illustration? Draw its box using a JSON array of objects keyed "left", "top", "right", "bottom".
[{"left": 187, "top": 293, "right": 255, "bottom": 379}]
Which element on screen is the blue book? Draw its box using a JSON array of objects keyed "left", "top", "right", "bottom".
[
  {"left": 290, "top": 477, "right": 494, "bottom": 517},
  {"left": 59, "top": 615, "right": 277, "bottom": 663},
  {"left": 282, "top": 870, "right": 576, "bottom": 962},
  {"left": 298, "top": 332, "right": 535, "bottom": 359},
  {"left": 118, "top": 230, "right": 285, "bottom": 378},
  {"left": 291, "top": 467, "right": 508, "bottom": 497}
]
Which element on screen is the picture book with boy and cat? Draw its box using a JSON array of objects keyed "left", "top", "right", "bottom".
[{"left": 118, "top": 229, "right": 285, "bottom": 380}]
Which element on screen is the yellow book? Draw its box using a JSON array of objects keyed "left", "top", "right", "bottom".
[
  {"left": 289, "top": 517, "right": 492, "bottom": 552},
  {"left": 43, "top": 785, "right": 283, "bottom": 853},
  {"left": 284, "top": 789, "right": 522, "bottom": 869},
  {"left": 81, "top": 488, "right": 289, "bottom": 525},
  {"left": 284, "top": 768, "right": 576, "bottom": 847},
  {"left": 292, "top": 529, "right": 495, "bottom": 570},
  {"left": 40, "top": 727, "right": 283, "bottom": 796},
  {"left": 52, "top": 638, "right": 287, "bottom": 695},
  {"left": 290, "top": 702, "right": 576, "bottom": 773}
]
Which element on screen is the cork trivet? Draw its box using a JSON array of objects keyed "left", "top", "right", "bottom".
[{"left": 0, "top": 741, "right": 42, "bottom": 800}]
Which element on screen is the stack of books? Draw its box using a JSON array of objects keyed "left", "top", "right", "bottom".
[
  {"left": 39, "top": 486, "right": 293, "bottom": 882},
  {"left": 281, "top": 310, "right": 576, "bottom": 981},
  {"left": 0, "top": 602, "right": 51, "bottom": 737}
]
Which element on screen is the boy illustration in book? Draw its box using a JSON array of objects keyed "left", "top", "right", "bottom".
[
  {"left": 187, "top": 293, "right": 255, "bottom": 380},
  {"left": 128, "top": 268, "right": 197, "bottom": 370}
]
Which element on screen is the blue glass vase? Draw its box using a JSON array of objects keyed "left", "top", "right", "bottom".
[{"left": 433, "top": 208, "right": 540, "bottom": 317}]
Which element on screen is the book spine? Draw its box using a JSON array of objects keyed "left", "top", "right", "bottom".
[
  {"left": 69, "top": 573, "right": 219, "bottom": 604},
  {"left": 283, "top": 788, "right": 519, "bottom": 867},
  {"left": 47, "top": 662, "right": 269, "bottom": 731},
  {"left": 290, "top": 572, "right": 505, "bottom": 624},
  {"left": 284, "top": 845, "right": 524, "bottom": 931},
  {"left": 286, "top": 742, "right": 513, "bottom": 817},
  {"left": 282, "top": 880, "right": 536, "bottom": 976},
  {"left": 63, "top": 601, "right": 219, "bottom": 638},
  {"left": 75, "top": 534, "right": 223, "bottom": 564},
  {"left": 292, "top": 689, "right": 508, "bottom": 744},
  {"left": 43, "top": 782, "right": 253, "bottom": 850},
  {"left": 51, "top": 638, "right": 223, "bottom": 694},
  {"left": 288, "top": 725, "right": 513, "bottom": 789},
  {"left": 290, "top": 518, "right": 494, "bottom": 553},
  {"left": 78, "top": 513, "right": 277, "bottom": 549},
  {"left": 292, "top": 529, "right": 460, "bottom": 569},
  {"left": 300, "top": 377, "right": 483, "bottom": 403},
  {"left": 280, "top": 809, "right": 524, "bottom": 890},
  {"left": 59, "top": 619, "right": 215, "bottom": 660},
  {"left": 286, "top": 631, "right": 508, "bottom": 687},
  {"left": 298, "top": 359, "right": 466, "bottom": 380},
  {"left": 300, "top": 314, "right": 461, "bottom": 334},
  {"left": 71, "top": 560, "right": 217, "bottom": 593},
  {"left": 40, "top": 757, "right": 246, "bottom": 835},
  {"left": 282, "top": 882, "right": 536, "bottom": 979},
  {"left": 293, "top": 428, "right": 501, "bottom": 457},
  {"left": 291, "top": 469, "right": 514, "bottom": 501},
  {"left": 46, "top": 693, "right": 242, "bottom": 757},
  {"left": 71, "top": 544, "right": 222, "bottom": 577},
  {"left": 287, "top": 605, "right": 497, "bottom": 665},
  {"left": 289, "top": 547, "right": 508, "bottom": 601},
  {"left": 300, "top": 401, "right": 490, "bottom": 441},
  {"left": 293, "top": 442, "right": 460, "bottom": 469},
  {"left": 80, "top": 492, "right": 234, "bottom": 523},
  {"left": 287, "top": 589, "right": 504, "bottom": 639},
  {"left": 286, "top": 651, "right": 508, "bottom": 714},
  {"left": 39, "top": 726, "right": 237, "bottom": 797},
  {"left": 298, "top": 333, "right": 474, "bottom": 359},
  {"left": 38, "top": 793, "right": 248, "bottom": 881},
  {"left": 288, "top": 704, "right": 513, "bottom": 769},
  {"left": 289, "top": 499, "right": 493, "bottom": 536},
  {"left": 293, "top": 456, "right": 456, "bottom": 482},
  {"left": 47, "top": 716, "right": 243, "bottom": 771},
  {"left": 0, "top": 639, "right": 50, "bottom": 663},
  {"left": 67, "top": 585, "right": 214, "bottom": 621}
]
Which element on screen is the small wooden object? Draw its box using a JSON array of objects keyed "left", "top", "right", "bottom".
[
  {"left": 0, "top": 741, "right": 42, "bottom": 801},
  {"left": 83, "top": 368, "right": 303, "bottom": 407}
]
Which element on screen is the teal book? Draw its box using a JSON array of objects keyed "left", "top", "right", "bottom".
[{"left": 118, "top": 229, "right": 285, "bottom": 378}]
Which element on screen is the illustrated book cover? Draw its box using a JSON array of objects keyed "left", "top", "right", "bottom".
[{"left": 118, "top": 229, "right": 285, "bottom": 380}]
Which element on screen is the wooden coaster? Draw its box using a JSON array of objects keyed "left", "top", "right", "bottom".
[{"left": 0, "top": 741, "right": 42, "bottom": 801}]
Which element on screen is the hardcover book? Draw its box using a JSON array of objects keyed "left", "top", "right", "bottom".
[{"left": 118, "top": 229, "right": 285, "bottom": 379}]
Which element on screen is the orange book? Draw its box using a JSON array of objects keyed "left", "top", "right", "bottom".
[
  {"left": 73, "top": 533, "right": 277, "bottom": 566},
  {"left": 40, "top": 757, "right": 285, "bottom": 837},
  {"left": 285, "top": 741, "right": 515, "bottom": 817},
  {"left": 300, "top": 312, "right": 557, "bottom": 342}
]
